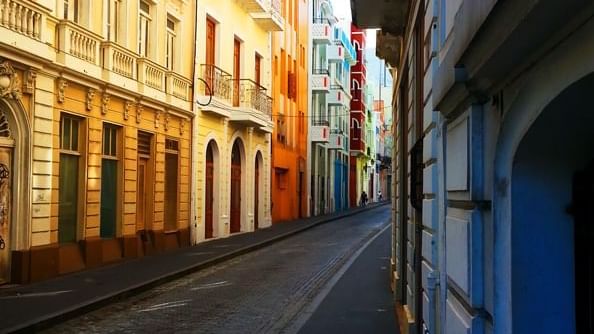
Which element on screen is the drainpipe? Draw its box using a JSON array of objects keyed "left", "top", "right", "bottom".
[{"left": 189, "top": 0, "right": 200, "bottom": 245}]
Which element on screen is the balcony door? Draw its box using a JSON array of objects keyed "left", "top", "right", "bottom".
[
  {"left": 205, "top": 18, "right": 216, "bottom": 90},
  {"left": 233, "top": 38, "right": 241, "bottom": 106}
]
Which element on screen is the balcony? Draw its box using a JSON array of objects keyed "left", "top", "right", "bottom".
[
  {"left": 334, "top": 28, "right": 357, "bottom": 64},
  {"left": 230, "top": 79, "right": 273, "bottom": 131},
  {"left": 57, "top": 20, "right": 102, "bottom": 77},
  {"left": 311, "top": 116, "right": 329, "bottom": 143},
  {"left": 328, "top": 130, "right": 347, "bottom": 151},
  {"left": 0, "top": 0, "right": 52, "bottom": 58},
  {"left": 328, "top": 85, "right": 345, "bottom": 105},
  {"left": 102, "top": 42, "right": 137, "bottom": 80},
  {"left": 311, "top": 69, "right": 330, "bottom": 92},
  {"left": 252, "top": 0, "right": 284, "bottom": 31},
  {"left": 327, "top": 45, "right": 344, "bottom": 63},
  {"left": 166, "top": 71, "right": 192, "bottom": 101},
  {"left": 197, "top": 64, "right": 233, "bottom": 118},
  {"left": 312, "top": 18, "right": 332, "bottom": 45},
  {"left": 238, "top": 0, "right": 267, "bottom": 13}
]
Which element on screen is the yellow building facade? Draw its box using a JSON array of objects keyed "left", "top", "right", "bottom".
[
  {"left": 0, "top": 0, "right": 195, "bottom": 283},
  {"left": 191, "top": 0, "right": 281, "bottom": 242}
]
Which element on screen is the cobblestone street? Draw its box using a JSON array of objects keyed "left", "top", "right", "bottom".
[{"left": 42, "top": 206, "right": 391, "bottom": 333}]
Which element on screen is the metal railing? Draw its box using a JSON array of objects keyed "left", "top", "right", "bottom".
[
  {"left": 313, "top": 17, "right": 331, "bottom": 25},
  {"left": 201, "top": 64, "right": 232, "bottom": 102},
  {"left": 231, "top": 79, "right": 272, "bottom": 118},
  {"left": 312, "top": 114, "right": 329, "bottom": 126},
  {"left": 313, "top": 68, "right": 330, "bottom": 76}
]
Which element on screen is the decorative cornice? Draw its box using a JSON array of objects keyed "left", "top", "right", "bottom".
[{"left": 0, "top": 61, "right": 21, "bottom": 100}]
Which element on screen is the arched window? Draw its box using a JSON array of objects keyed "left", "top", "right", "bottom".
[
  {"left": 353, "top": 40, "right": 361, "bottom": 51},
  {"left": 351, "top": 118, "right": 360, "bottom": 128},
  {"left": 352, "top": 79, "right": 360, "bottom": 90}
]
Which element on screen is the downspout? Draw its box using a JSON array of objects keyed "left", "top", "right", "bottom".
[{"left": 189, "top": 0, "right": 200, "bottom": 245}]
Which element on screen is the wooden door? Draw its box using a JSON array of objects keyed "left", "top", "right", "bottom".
[
  {"left": 164, "top": 152, "right": 178, "bottom": 231},
  {"left": 205, "top": 145, "right": 214, "bottom": 238},
  {"left": 137, "top": 158, "right": 149, "bottom": 231},
  {"left": 254, "top": 158, "right": 259, "bottom": 230},
  {"left": 205, "top": 18, "right": 216, "bottom": 89},
  {"left": 233, "top": 39, "right": 240, "bottom": 106},
  {"left": 0, "top": 147, "right": 11, "bottom": 284},
  {"left": 255, "top": 54, "right": 261, "bottom": 86},
  {"left": 230, "top": 143, "right": 241, "bottom": 233}
]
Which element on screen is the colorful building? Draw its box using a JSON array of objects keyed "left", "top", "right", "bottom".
[
  {"left": 349, "top": 24, "right": 368, "bottom": 207},
  {"left": 191, "top": 0, "right": 280, "bottom": 243},
  {"left": 270, "top": 0, "right": 309, "bottom": 223},
  {"left": 0, "top": 0, "right": 195, "bottom": 284},
  {"left": 308, "top": 0, "right": 355, "bottom": 215}
]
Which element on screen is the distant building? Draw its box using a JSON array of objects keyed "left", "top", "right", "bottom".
[
  {"left": 308, "top": 0, "right": 355, "bottom": 215},
  {"left": 352, "top": 0, "right": 594, "bottom": 333}
]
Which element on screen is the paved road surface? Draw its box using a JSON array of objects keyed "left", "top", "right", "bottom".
[{"left": 43, "top": 206, "right": 393, "bottom": 334}]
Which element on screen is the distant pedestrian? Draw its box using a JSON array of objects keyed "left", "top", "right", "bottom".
[
  {"left": 360, "top": 191, "right": 368, "bottom": 207},
  {"left": 378, "top": 190, "right": 383, "bottom": 201}
]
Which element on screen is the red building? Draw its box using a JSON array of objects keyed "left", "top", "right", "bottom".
[{"left": 349, "top": 24, "right": 368, "bottom": 207}]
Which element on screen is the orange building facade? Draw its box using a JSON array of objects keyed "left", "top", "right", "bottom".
[{"left": 270, "top": 0, "right": 309, "bottom": 222}]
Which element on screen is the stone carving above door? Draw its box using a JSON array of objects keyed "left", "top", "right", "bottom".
[{"left": 0, "top": 61, "right": 21, "bottom": 100}]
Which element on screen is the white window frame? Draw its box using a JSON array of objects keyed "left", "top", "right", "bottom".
[
  {"left": 138, "top": 0, "right": 151, "bottom": 57},
  {"left": 166, "top": 15, "right": 177, "bottom": 70}
]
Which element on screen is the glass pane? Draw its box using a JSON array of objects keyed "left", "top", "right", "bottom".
[
  {"left": 103, "top": 127, "right": 110, "bottom": 155},
  {"left": 71, "top": 119, "right": 78, "bottom": 151},
  {"left": 110, "top": 128, "right": 117, "bottom": 156},
  {"left": 61, "top": 118, "right": 70, "bottom": 150}
]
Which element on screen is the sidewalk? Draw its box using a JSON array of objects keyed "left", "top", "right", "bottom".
[
  {"left": 0, "top": 202, "right": 389, "bottom": 333},
  {"left": 298, "top": 224, "right": 398, "bottom": 333}
]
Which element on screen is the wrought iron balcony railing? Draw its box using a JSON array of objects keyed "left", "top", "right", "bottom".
[
  {"left": 201, "top": 64, "right": 232, "bottom": 102},
  {"left": 230, "top": 79, "right": 272, "bottom": 118}
]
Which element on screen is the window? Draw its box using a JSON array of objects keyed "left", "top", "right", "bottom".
[
  {"left": 138, "top": 0, "right": 151, "bottom": 57},
  {"left": 101, "top": 124, "right": 119, "bottom": 238},
  {"left": 59, "top": 115, "right": 82, "bottom": 243},
  {"left": 166, "top": 16, "right": 176, "bottom": 70},
  {"left": 280, "top": 49, "right": 286, "bottom": 95},
  {"left": 64, "top": 0, "right": 80, "bottom": 22},
  {"left": 107, "top": 0, "right": 122, "bottom": 42}
]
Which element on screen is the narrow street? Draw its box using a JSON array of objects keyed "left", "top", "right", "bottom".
[{"left": 42, "top": 206, "right": 395, "bottom": 333}]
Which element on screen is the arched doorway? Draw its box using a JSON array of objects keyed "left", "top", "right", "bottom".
[
  {"left": 230, "top": 140, "right": 243, "bottom": 233},
  {"left": 0, "top": 111, "right": 13, "bottom": 284},
  {"left": 510, "top": 73, "right": 594, "bottom": 333},
  {"left": 254, "top": 151, "right": 263, "bottom": 230},
  {"left": 205, "top": 142, "right": 214, "bottom": 239}
]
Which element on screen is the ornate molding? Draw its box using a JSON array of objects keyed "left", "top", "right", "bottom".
[
  {"left": 163, "top": 111, "right": 170, "bottom": 131},
  {"left": 247, "top": 127, "right": 254, "bottom": 135},
  {"left": 180, "top": 119, "right": 185, "bottom": 136},
  {"left": 101, "top": 92, "right": 110, "bottom": 115},
  {"left": 57, "top": 79, "right": 67, "bottom": 103},
  {"left": 23, "top": 69, "right": 37, "bottom": 95},
  {"left": 136, "top": 102, "right": 143, "bottom": 124},
  {"left": 124, "top": 101, "right": 132, "bottom": 120},
  {"left": 155, "top": 110, "right": 161, "bottom": 128},
  {"left": 0, "top": 61, "right": 21, "bottom": 99},
  {"left": 86, "top": 88, "right": 95, "bottom": 111}
]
